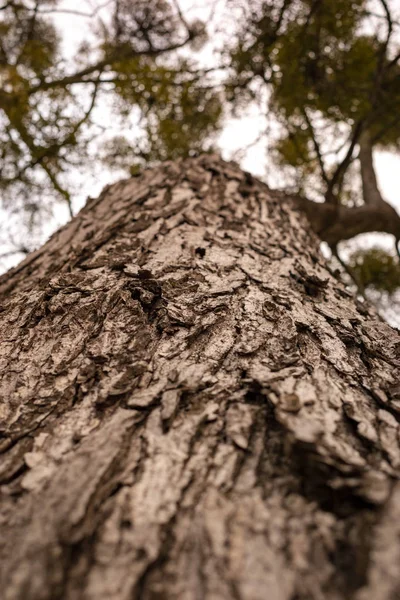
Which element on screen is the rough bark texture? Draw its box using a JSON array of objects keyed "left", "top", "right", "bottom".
[{"left": 1, "top": 154, "right": 400, "bottom": 600}]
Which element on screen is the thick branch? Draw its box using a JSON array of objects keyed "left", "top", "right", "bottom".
[
  {"left": 358, "top": 130, "right": 385, "bottom": 206},
  {"left": 298, "top": 196, "right": 400, "bottom": 246}
]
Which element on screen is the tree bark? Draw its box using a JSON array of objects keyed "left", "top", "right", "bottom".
[
  {"left": 358, "top": 130, "right": 384, "bottom": 207},
  {"left": 0, "top": 154, "right": 400, "bottom": 600}
]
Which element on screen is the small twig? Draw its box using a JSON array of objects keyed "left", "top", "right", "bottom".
[
  {"left": 363, "top": 9, "right": 400, "bottom": 27},
  {"left": 171, "top": 0, "right": 191, "bottom": 32},
  {"left": 325, "top": 119, "right": 365, "bottom": 204},
  {"left": 330, "top": 243, "right": 368, "bottom": 301},
  {"left": 35, "top": 0, "right": 114, "bottom": 18},
  {"left": 0, "top": 246, "right": 30, "bottom": 260},
  {"left": 377, "top": 0, "right": 393, "bottom": 65}
]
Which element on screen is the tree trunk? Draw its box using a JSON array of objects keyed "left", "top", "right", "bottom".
[{"left": 1, "top": 154, "right": 400, "bottom": 600}]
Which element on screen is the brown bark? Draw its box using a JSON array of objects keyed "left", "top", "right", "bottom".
[
  {"left": 0, "top": 154, "right": 400, "bottom": 600},
  {"left": 358, "top": 130, "right": 384, "bottom": 208}
]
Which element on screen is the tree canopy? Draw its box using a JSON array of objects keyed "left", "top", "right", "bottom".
[
  {"left": 228, "top": 0, "right": 400, "bottom": 199},
  {"left": 0, "top": 0, "right": 222, "bottom": 252}
]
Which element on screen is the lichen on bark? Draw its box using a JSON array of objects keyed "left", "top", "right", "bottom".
[{"left": 0, "top": 154, "right": 400, "bottom": 600}]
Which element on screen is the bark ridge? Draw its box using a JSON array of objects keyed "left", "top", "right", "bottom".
[{"left": 0, "top": 155, "right": 400, "bottom": 600}]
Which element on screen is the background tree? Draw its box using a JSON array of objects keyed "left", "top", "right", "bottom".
[
  {"left": 226, "top": 0, "right": 400, "bottom": 305},
  {"left": 0, "top": 0, "right": 222, "bottom": 255}
]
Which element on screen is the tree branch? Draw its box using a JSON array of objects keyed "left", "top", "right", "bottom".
[
  {"left": 28, "top": 36, "right": 193, "bottom": 94},
  {"left": 385, "top": 49, "right": 400, "bottom": 70},
  {"left": 35, "top": 0, "right": 114, "bottom": 18},
  {"left": 171, "top": 0, "right": 191, "bottom": 32},
  {"left": 377, "top": 0, "right": 393, "bottom": 69},
  {"left": 325, "top": 119, "right": 365, "bottom": 204},
  {"left": 41, "top": 163, "right": 74, "bottom": 218},
  {"left": 370, "top": 0, "right": 393, "bottom": 108},
  {"left": 372, "top": 112, "right": 400, "bottom": 145},
  {"left": 2, "top": 79, "right": 100, "bottom": 209},
  {"left": 358, "top": 129, "right": 385, "bottom": 206},
  {"left": 330, "top": 243, "right": 367, "bottom": 301},
  {"left": 298, "top": 195, "right": 400, "bottom": 246},
  {"left": 301, "top": 107, "right": 329, "bottom": 185}
]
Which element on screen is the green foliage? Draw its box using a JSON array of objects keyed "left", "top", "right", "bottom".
[
  {"left": 0, "top": 7, "right": 60, "bottom": 74},
  {"left": 275, "top": 128, "right": 313, "bottom": 169},
  {"left": 227, "top": 0, "right": 400, "bottom": 200},
  {"left": 0, "top": 0, "right": 222, "bottom": 250},
  {"left": 143, "top": 80, "right": 222, "bottom": 162},
  {"left": 101, "top": 58, "right": 222, "bottom": 166},
  {"left": 348, "top": 247, "right": 400, "bottom": 294}
]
